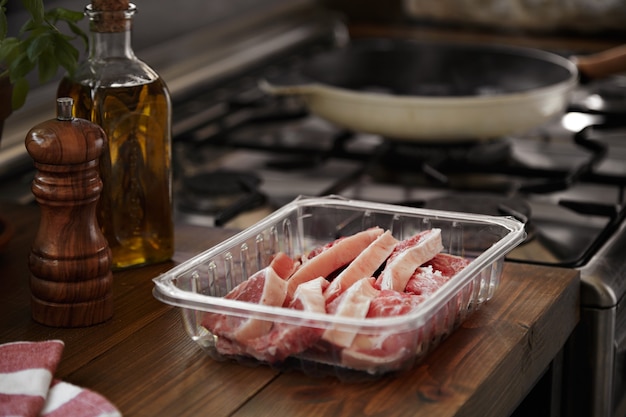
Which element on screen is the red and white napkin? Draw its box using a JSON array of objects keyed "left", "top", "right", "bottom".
[{"left": 0, "top": 340, "right": 122, "bottom": 417}]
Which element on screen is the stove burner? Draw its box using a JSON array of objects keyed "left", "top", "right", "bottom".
[
  {"left": 178, "top": 170, "right": 266, "bottom": 225},
  {"left": 395, "top": 194, "right": 533, "bottom": 252},
  {"left": 381, "top": 139, "right": 512, "bottom": 166},
  {"left": 185, "top": 170, "right": 261, "bottom": 196},
  {"left": 422, "top": 194, "right": 531, "bottom": 223},
  {"left": 266, "top": 154, "right": 323, "bottom": 170},
  {"left": 374, "top": 139, "right": 514, "bottom": 187},
  {"left": 572, "top": 75, "right": 626, "bottom": 116},
  {"left": 421, "top": 194, "right": 535, "bottom": 249},
  {"left": 595, "top": 75, "right": 626, "bottom": 101}
]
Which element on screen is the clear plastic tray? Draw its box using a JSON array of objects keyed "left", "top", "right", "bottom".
[{"left": 153, "top": 196, "right": 526, "bottom": 380}]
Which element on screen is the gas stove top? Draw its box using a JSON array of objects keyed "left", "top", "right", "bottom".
[{"left": 171, "top": 60, "right": 626, "bottom": 268}]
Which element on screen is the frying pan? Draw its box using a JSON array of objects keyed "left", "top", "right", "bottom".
[{"left": 260, "top": 38, "right": 580, "bottom": 142}]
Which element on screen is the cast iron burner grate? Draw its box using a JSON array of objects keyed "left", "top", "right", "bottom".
[
  {"left": 421, "top": 194, "right": 531, "bottom": 223},
  {"left": 397, "top": 193, "right": 536, "bottom": 243},
  {"left": 177, "top": 170, "right": 266, "bottom": 226},
  {"left": 371, "top": 139, "right": 514, "bottom": 186},
  {"left": 571, "top": 74, "right": 626, "bottom": 116}
]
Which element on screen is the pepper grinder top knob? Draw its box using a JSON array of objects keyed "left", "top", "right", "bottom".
[
  {"left": 56, "top": 97, "right": 74, "bottom": 121},
  {"left": 26, "top": 98, "right": 106, "bottom": 167}
]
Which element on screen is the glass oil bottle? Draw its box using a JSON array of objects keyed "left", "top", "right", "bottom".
[{"left": 58, "top": 1, "right": 173, "bottom": 269}]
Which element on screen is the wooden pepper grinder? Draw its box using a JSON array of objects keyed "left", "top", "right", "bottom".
[{"left": 25, "top": 97, "right": 113, "bottom": 327}]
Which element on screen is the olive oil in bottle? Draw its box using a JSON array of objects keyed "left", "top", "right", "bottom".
[{"left": 58, "top": 1, "right": 173, "bottom": 269}]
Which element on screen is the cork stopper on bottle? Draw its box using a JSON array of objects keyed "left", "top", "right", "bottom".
[
  {"left": 89, "top": 0, "right": 133, "bottom": 33},
  {"left": 92, "top": 0, "right": 129, "bottom": 11}
]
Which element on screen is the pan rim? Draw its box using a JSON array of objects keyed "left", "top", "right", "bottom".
[
  {"left": 296, "top": 74, "right": 579, "bottom": 106},
  {"left": 273, "top": 37, "right": 580, "bottom": 103}
]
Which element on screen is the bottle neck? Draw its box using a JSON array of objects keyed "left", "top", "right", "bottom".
[
  {"left": 89, "top": 30, "right": 135, "bottom": 60},
  {"left": 86, "top": 3, "right": 137, "bottom": 60}
]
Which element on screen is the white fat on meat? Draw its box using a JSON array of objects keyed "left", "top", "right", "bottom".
[
  {"left": 322, "top": 277, "right": 380, "bottom": 348},
  {"left": 341, "top": 291, "right": 425, "bottom": 371},
  {"left": 377, "top": 228, "right": 443, "bottom": 292},
  {"left": 232, "top": 266, "right": 288, "bottom": 342},
  {"left": 324, "top": 230, "right": 397, "bottom": 303},
  {"left": 220, "top": 277, "right": 329, "bottom": 363},
  {"left": 290, "top": 277, "right": 329, "bottom": 313},
  {"left": 286, "top": 227, "right": 384, "bottom": 297}
]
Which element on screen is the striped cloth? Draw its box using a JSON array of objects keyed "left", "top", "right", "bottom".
[{"left": 0, "top": 341, "right": 121, "bottom": 417}]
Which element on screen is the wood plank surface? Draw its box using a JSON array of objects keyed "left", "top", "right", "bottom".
[
  {"left": 233, "top": 264, "right": 579, "bottom": 417},
  {"left": 0, "top": 204, "right": 238, "bottom": 371},
  {"left": 0, "top": 202, "right": 580, "bottom": 417}
]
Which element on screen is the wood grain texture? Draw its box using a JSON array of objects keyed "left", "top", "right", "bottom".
[
  {"left": 0, "top": 202, "right": 579, "bottom": 417},
  {"left": 25, "top": 113, "right": 112, "bottom": 327},
  {"left": 233, "top": 264, "right": 579, "bottom": 417}
]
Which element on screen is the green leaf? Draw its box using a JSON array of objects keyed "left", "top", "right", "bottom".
[
  {"left": 7, "top": 53, "right": 34, "bottom": 83},
  {"left": 49, "top": 7, "right": 85, "bottom": 24},
  {"left": 25, "top": 32, "right": 51, "bottom": 63},
  {"left": 1, "top": 0, "right": 87, "bottom": 110},
  {"left": 0, "top": 37, "right": 21, "bottom": 63},
  {"left": 54, "top": 36, "right": 79, "bottom": 74},
  {"left": 36, "top": 49, "right": 57, "bottom": 83},
  {"left": 22, "top": 0, "right": 45, "bottom": 24},
  {"left": 11, "top": 77, "right": 29, "bottom": 109},
  {"left": 19, "top": 17, "right": 39, "bottom": 35}
]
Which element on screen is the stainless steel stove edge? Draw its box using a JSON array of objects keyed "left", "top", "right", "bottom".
[{"left": 579, "top": 216, "right": 626, "bottom": 308}]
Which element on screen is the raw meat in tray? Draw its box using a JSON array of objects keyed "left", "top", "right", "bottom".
[{"left": 152, "top": 196, "right": 526, "bottom": 380}]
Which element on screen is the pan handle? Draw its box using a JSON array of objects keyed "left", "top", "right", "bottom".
[
  {"left": 258, "top": 79, "right": 322, "bottom": 96},
  {"left": 572, "top": 44, "right": 626, "bottom": 80}
]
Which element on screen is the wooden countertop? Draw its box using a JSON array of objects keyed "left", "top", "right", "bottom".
[{"left": 0, "top": 202, "right": 579, "bottom": 417}]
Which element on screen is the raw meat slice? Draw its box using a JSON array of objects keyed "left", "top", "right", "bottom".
[
  {"left": 212, "top": 277, "right": 329, "bottom": 363},
  {"left": 286, "top": 227, "right": 384, "bottom": 296},
  {"left": 404, "top": 265, "right": 448, "bottom": 296},
  {"left": 367, "top": 289, "right": 426, "bottom": 317},
  {"left": 202, "top": 229, "right": 473, "bottom": 371},
  {"left": 324, "top": 230, "right": 397, "bottom": 303},
  {"left": 342, "top": 254, "right": 470, "bottom": 371},
  {"left": 376, "top": 228, "right": 443, "bottom": 292},
  {"left": 402, "top": 253, "right": 472, "bottom": 345},
  {"left": 405, "top": 253, "right": 470, "bottom": 296},
  {"left": 426, "top": 252, "right": 471, "bottom": 277},
  {"left": 340, "top": 290, "right": 425, "bottom": 371},
  {"left": 322, "top": 277, "right": 380, "bottom": 348},
  {"left": 269, "top": 251, "right": 299, "bottom": 280},
  {"left": 202, "top": 266, "right": 288, "bottom": 343}
]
